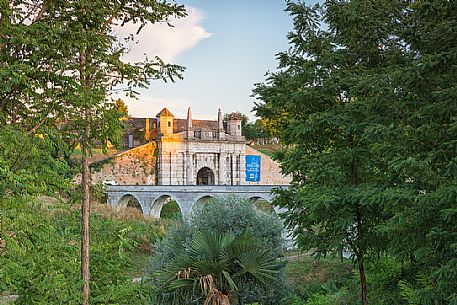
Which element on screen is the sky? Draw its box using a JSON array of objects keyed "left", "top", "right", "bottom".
[{"left": 115, "top": 1, "right": 317, "bottom": 121}]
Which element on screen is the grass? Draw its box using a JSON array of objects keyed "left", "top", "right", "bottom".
[
  {"left": 286, "top": 255, "right": 353, "bottom": 286},
  {"left": 284, "top": 254, "right": 359, "bottom": 304},
  {"left": 257, "top": 148, "right": 274, "bottom": 157},
  {"left": 251, "top": 144, "right": 282, "bottom": 157}
]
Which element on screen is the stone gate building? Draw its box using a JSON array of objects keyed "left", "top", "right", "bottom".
[
  {"left": 156, "top": 107, "right": 246, "bottom": 185},
  {"left": 89, "top": 107, "right": 290, "bottom": 186}
]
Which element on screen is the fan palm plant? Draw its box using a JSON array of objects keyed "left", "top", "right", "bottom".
[{"left": 155, "top": 227, "right": 281, "bottom": 305}]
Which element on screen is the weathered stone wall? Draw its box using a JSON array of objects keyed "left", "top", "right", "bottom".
[
  {"left": 80, "top": 142, "right": 289, "bottom": 187},
  {"left": 157, "top": 133, "right": 246, "bottom": 185},
  {"left": 245, "top": 146, "right": 291, "bottom": 185},
  {"left": 90, "top": 142, "right": 157, "bottom": 185}
]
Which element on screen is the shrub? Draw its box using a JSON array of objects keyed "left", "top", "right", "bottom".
[
  {"left": 159, "top": 200, "right": 182, "bottom": 220},
  {"left": 190, "top": 195, "right": 284, "bottom": 256},
  {"left": 0, "top": 125, "right": 71, "bottom": 197},
  {"left": 149, "top": 196, "right": 288, "bottom": 304}
]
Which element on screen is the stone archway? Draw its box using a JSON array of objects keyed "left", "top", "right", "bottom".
[
  {"left": 160, "top": 199, "right": 182, "bottom": 219},
  {"left": 250, "top": 196, "right": 274, "bottom": 213},
  {"left": 191, "top": 195, "right": 215, "bottom": 214},
  {"left": 150, "top": 195, "right": 183, "bottom": 219},
  {"left": 196, "top": 167, "right": 215, "bottom": 185},
  {"left": 117, "top": 194, "right": 143, "bottom": 213}
]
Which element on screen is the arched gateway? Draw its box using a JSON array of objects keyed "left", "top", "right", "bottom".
[
  {"left": 106, "top": 185, "right": 286, "bottom": 219},
  {"left": 196, "top": 167, "right": 215, "bottom": 185}
]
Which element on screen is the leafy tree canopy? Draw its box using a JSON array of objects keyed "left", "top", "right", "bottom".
[{"left": 253, "top": 1, "right": 457, "bottom": 304}]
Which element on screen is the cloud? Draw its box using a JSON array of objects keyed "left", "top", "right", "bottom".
[{"left": 114, "top": 6, "right": 211, "bottom": 63}]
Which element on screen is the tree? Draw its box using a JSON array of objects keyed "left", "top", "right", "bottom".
[
  {"left": 223, "top": 111, "right": 249, "bottom": 127},
  {"left": 255, "top": 1, "right": 457, "bottom": 304},
  {"left": 375, "top": 2, "right": 457, "bottom": 303},
  {"left": 115, "top": 98, "right": 129, "bottom": 118},
  {"left": 0, "top": 125, "right": 70, "bottom": 197},
  {"left": 156, "top": 228, "right": 281, "bottom": 305},
  {"left": 253, "top": 1, "right": 410, "bottom": 304},
  {"left": 243, "top": 119, "right": 271, "bottom": 143},
  {"left": 1, "top": 1, "right": 186, "bottom": 303}
]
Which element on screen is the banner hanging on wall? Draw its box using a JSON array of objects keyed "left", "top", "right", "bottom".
[{"left": 245, "top": 155, "right": 261, "bottom": 182}]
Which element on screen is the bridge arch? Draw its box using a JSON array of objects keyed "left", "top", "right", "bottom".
[
  {"left": 249, "top": 196, "right": 274, "bottom": 213},
  {"left": 249, "top": 195, "right": 271, "bottom": 204},
  {"left": 149, "top": 194, "right": 183, "bottom": 219},
  {"left": 191, "top": 195, "right": 215, "bottom": 214},
  {"left": 117, "top": 193, "right": 143, "bottom": 213}
]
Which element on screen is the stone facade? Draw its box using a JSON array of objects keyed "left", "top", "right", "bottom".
[
  {"left": 89, "top": 142, "right": 157, "bottom": 185},
  {"left": 156, "top": 108, "right": 246, "bottom": 185},
  {"left": 245, "top": 146, "right": 291, "bottom": 185},
  {"left": 86, "top": 107, "right": 290, "bottom": 187}
]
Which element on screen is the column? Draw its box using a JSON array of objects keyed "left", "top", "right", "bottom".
[
  {"left": 218, "top": 152, "right": 226, "bottom": 185},
  {"left": 186, "top": 153, "right": 194, "bottom": 185}
]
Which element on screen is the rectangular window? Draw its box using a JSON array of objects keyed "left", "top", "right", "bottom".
[
  {"left": 238, "top": 124, "right": 241, "bottom": 130},
  {"left": 168, "top": 121, "right": 171, "bottom": 127}
]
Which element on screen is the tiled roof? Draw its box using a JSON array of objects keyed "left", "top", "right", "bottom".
[
  {"left": 128, "top": 116, "right": 220, "bottom": 134},
  {"left": 174, "top": 119, "right": 217, "bottom": 133},
  {"left": 156, "top": 108, "right": 174, "bottom": 117}
]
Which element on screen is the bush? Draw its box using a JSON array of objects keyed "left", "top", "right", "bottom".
[
  {"left": 366, "top": 257, "right": 406, "bottom": 305},
  {"left": 285, "top": 257, "right": 358, "bottom": 305},
  {"left": 149, "top": 196, "right": 288, "bottom": 304},
  {"left": 190, "top": 195, "right": 284, "bottom": 256},
  {"left": 159, "top": 200, "right": 182, "bottom": 220},
  {"left": 0, "top": 196, "right": 165, "bottom": 304}
]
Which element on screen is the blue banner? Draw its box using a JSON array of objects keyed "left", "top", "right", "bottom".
[{"left": 245, "top": 155, "right": 261, "bottom": 182}]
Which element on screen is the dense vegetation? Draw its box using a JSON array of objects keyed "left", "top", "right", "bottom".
[
  {"left": 1, "top": 1, "right": 186, "bottom": 302},
  {"left": 149, "top": 197, "right": 288, "bottom": 305},
  {"left": 0, "top": 195, "right": 168, "bottom": 304},
  {"left": 254, "top": 1, "right": 457, "bottom": 304},
  {"left": 2, "top": 0, "right": 456, "bottom": 304}
]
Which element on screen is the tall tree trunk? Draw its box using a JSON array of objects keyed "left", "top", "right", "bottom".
[
  {"left": 356, "top": 205, "right": 368, "bottom": 305},
  {"left": 81, "top": 109, "right": 91, "bottom": 305},
  {"left": 350, "top": 133, "right": 368, "bottom": 305}
]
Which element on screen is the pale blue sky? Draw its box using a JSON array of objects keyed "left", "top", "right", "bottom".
[{"left": 119, "top": 1, "right": 318, "bottom": 121}]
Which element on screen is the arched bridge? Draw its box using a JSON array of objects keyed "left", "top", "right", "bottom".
[{"left": 106, "top": 185, "right": 287, "bottom": 218}]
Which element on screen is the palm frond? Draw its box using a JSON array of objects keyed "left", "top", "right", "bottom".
[{"left": 237, "top": 248, "right": 280, "bottom": 283}]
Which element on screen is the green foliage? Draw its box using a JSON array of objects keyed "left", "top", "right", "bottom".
[
  {"left": 223, "top": 112, "right": 249, "bottom": 127},
  {"left": 0, "top": 196, "right": 165, "bottom": 304},
  {"left": 366, "top": 257, "right": 406, "bottom": 305},
  {"left": 0, "top": 0, "right": 186, "bottom": 141},
  {"left": 285, "top": 256, "right": 357, "bottom": 304},
  {"left": 150, "top": 196, "right": 288, "bottom": 304},
  {"left": 190, "top": 196, "right": 284, "bottom": 257},
  {"left": 253, "top": 1, "right": 457, "bottom": 304},
  {"left": 115, "top": 99, "right": 129, "bottom": 118},
  {"left": 155, "top": 228, "right": 282, "bottom": 305},
  {"left": 243, "top": 120, "right": 271, "bottom": 141},
  {"left": 160, "top": 200, "right": 182, "bottom": 220},
  {"left": 0, "top": 125, "right": 71, "bottom": 197}
]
